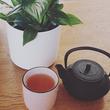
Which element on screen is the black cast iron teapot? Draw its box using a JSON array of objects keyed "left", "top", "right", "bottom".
[{"left": 56, "top": 46, "right": 110, "bottom": 100}]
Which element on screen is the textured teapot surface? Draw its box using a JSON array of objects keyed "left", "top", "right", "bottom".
[
  {"left": 56, "top": 46, "right": 110, "bottom": 100},
  {"left": 68, "top": 59, "right": 105, "bottom": 82},
  {"left": 65, "top": 59, "right": 110, "bottom": 100}
]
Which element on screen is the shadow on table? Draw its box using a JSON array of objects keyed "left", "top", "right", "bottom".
[{"left": 54, "top": 84, "right": 104, "bottom": 110}]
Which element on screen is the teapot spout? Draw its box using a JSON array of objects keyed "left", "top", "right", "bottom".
[{"left": 55, "top": 64, "right": 66, "bottom": 79}]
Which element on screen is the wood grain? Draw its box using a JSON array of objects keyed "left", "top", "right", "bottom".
[{"left": 0, "top": 1, "right": 110, "bottom": 110}]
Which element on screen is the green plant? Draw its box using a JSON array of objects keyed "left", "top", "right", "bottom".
[{"left": 0, "top": 0, "right": 82, "bottom": 45}]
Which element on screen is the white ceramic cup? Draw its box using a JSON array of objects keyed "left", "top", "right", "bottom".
[{"left": 22, "top": 67, "right": 59, "bottom": 110}]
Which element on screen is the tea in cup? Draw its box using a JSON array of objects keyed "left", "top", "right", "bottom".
[{"left": 22, "top": 67, "right": 59, "bottom": 110}]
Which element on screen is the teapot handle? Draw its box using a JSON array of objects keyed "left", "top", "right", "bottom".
[{"left": 64, "top": 46, "right": 110, "bottom": 68}]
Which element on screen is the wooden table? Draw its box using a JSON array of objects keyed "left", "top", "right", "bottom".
[{"left": 0, "top": 1, "right": 110, "bottom": 110}]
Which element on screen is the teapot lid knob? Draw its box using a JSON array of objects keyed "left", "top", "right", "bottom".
[{"left": 70, "top": 59, "right": 105, "bottom": 82}]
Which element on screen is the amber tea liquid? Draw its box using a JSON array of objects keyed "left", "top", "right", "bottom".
[{"left": 27, "top": 74, "right": 55, "bottom": 92}]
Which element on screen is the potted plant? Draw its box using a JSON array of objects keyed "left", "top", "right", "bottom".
[{"left": 0, "top": 0, "right": 82, "bottom": 69}]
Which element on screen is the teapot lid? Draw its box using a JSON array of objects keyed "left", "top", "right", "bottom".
[{"left": 69, "top": 59, "right": 105, "bottom": 82}]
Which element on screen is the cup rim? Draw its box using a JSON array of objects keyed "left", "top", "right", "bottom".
[{"left": 22, "top": 66, "right": 59, "bottom": 93}]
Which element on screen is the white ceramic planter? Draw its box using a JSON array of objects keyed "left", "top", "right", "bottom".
[{"left": 7, "top": 23, "right": 60, "bottom": 69}]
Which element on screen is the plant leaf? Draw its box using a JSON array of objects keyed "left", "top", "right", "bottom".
[
  {"left": 55, "top": 4, "right": 63, "bottom": 10},
  {"left": 21, "top": 0, "right": 35, "bottom": 5},
  {"left": 7, "top": 5, "right": 23, "bottom": 26},
  {"left": 7, "top": 5, "right": 39, "bottom": 30},
  {"left": 8, "top": 14, "right": 28, "bottom": 30},
  {"left": 7, "top": 4, "right": 21, "bottom": 16},
  {"left": 11, "top": 0, "right": 22, "bottom": 6},
  {"left": 52, "top": 10, "right": 82, "bottom": 26},
  {"left": 23, "top": 27, "right": 38, "bottom": 45},
  {"left": 0, "top": 13, "right": 7, "bottom": 20},
  {"left": 22, "top": 0, "right": 53, "bottom": 24},
  {"left": 65, "top": 13, "right": 82, "bottom": 25}
]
